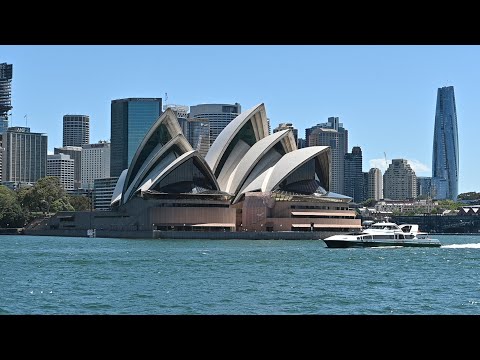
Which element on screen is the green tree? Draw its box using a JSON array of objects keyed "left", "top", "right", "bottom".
[
  {"left": 51, "top": 198, "right": 75, "bottom": 212},
  {"left": 0, "top": 185, "right": 26, "bottom": 227},
  {"left": 68, "top": 194, "right": 91, "bottom": 211},
  {"left": 21, "top": 177, "right": 71, "bottom": 213},
  {"left": 362, "top": 198, "right": 377, "bottom": 207},
  {"left": 458, "top": 192, "right": 480, "bottom": 200},
  {"left": 437, "top": 200, "right": 462, "bottom": 211}
]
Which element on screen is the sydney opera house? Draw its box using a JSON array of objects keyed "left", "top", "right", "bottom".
[{"left": 27, "top": 104, "right": 361, "bottom": 239}]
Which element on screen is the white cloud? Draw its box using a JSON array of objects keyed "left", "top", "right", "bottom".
[
  {"left": 369, "top": 158, "right": 388, "bottom": 173},
  {"left": 368, "top": 158, "right": 430, "bottom": 175},
  {"left": 407, "top": 159, "right": 430, "bottom": 174},
  {"left": 48, "top": 150, "right": 54, "bottom": 155}
]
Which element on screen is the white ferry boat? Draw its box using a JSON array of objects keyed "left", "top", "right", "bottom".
[{"left": 322, "top": 220, "right": 441, "bottom": 248}]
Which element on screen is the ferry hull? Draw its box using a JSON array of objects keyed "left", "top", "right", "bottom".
[{"left": 323, "top": 239, "right": 441, "bottom": 248}]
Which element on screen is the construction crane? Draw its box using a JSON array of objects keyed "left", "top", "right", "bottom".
[{"left": 384, "top": 152, "right": 388, "bottom": 169}]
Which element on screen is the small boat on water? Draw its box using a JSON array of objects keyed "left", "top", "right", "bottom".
[{"left": 322, "top": 220, "right": 441, "bottom": 248}]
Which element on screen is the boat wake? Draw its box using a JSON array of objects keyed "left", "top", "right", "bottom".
[{"left": 442, "top": 243, "right": 480, "bottom": 249}]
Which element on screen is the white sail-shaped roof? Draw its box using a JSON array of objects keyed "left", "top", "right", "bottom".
[
  {"left": 110, "top": 168, "right": 128, "bottom": 207},
  {"left": 225, "top": 129, "right": 296, "bottom": 195},
  {"left": 122, "top": 108, "right": 190, "bottom": 200},
  {"left": 139, "top": 150, "right": 220, "bottom": 193},
  {"left": 110, "top": 108, "right": 221, "bottom": 205},
  {"left": 122, "top": 135, "right": 191, "bottom": 204},
  {"left": 263, "top": 146, "right": 330, "bottom": 192},
  {"left": 205, "top": 103, "right": 268, "bottom": 179}
]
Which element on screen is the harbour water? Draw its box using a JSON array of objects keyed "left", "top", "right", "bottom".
[{"left": 1, "top": 234, "right": 480, "bottom": 314}]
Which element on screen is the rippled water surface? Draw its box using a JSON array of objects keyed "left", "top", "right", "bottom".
[{"left": 1, "top": 235, "right": 480, "bottom": 314}]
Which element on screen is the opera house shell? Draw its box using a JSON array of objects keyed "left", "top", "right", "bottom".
[{"left": 27, "top": 103, "right": 361, "bottom": 238}]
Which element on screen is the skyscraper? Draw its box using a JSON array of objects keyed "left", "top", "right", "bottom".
[
  {"left": 432, "top": 86, "right": 459, "bottom": 200},
  {"left": 54, "top": 146, "right": 82, "bottom": 189},
  {"left": 367, "top": 168, "right": 383, "bottom": 201},
  {"left": 110, "top": 98, "right": 162, "bottom": 177},
  {"left": 63, "top": 115, "right": 90, "bottom": 147},
  {"left": 47, "top": 153, "right": 75, "bottom": 191},
  {"left": 3, "top": 127, "right": 48, "bottom": 183},
  {"left": 417, "top": 176, "right": 432, "bottom": 198},
  {"left": 344, "top": 146, "right": 363, "bottom": 203},
  {"left": 189, "top": 103, "right": 241, "bottom": 147},
  {"left": 81, "top": 142, "right": 111, "bottom": 189},
  {"left": 305, "top": 117, "right": 348, "bottom": 194},
  {"left": 0, "top": 63, "right": 13, "bottom": 131},
  {"left": 383, "top": 159, "right": 417, "bottom": 200}
]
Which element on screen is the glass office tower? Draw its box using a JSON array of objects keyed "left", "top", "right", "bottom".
[
  {"left": 110, "top": 98, "right": 162, "bottom": 177},
  {"left": 432, "top": 86, "right": 459, "bottom": 200}
]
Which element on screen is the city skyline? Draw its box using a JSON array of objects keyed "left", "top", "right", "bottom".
[{"left": 1, "top": 45, "right": 478, "bottom": 193}]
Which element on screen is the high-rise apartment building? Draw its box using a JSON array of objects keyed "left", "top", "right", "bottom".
[
  {"left": 63, "top": 115, "right": 90, "bottom": 147},
  {"left": 432, "top": 86, "right": 459, "bottom": 200},
  {"left": 3, "top": 127, "right": 47, "bottom": 183},
  {"left": 344, "top": 146, "right": 363, "bottom": 203},
  {"left": 110, "top": 98, "right": 162, "bottom": 177},
  {"left": 81, "top": 142, "right": 110, "bottom": 189},
  {"left": 47, "top": 153, "right": 75, "bottom": 191},
  {"left": 54, "top": 146, "right": 82, "bottom": 190},
  {"left": 367, "top": 167, "right": 383, "bottom": 201},
  {"left": 383, "top": 159, "right": 417, "bottom": 200},
  {"left": 305, "top": 117, "right": 348, "bottom": 194},
  {"left": 189, "top": 103, "right": 241, "bottom": 148}
]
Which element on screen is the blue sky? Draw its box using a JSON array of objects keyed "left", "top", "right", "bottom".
[{"left": 1, "top": 45, "right": 478, "bottom": 193}]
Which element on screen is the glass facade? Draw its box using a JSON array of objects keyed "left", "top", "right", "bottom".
[
  {"left": 432, "top": 86, "right": 459, "bottom": 200},
  {"left": 189, "top": 103, "right": 241, "bottom": 150},
  {"left": 344, "top": 146, "right": 363, "bottom": 203},
  {"left": 110, "top": 98, "right": 162, "bottom": 177}
]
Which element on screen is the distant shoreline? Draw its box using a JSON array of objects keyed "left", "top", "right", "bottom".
[{"left": 2, "top": 228, "right": 480, "bottom": 239}]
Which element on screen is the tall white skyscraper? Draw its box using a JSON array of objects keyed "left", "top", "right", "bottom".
[
  {"left": 47, "top": 153, "right": 75, "bottom": 191},
  {"left": 81, "top": 142, "right": 110, "bottom": 189}
]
